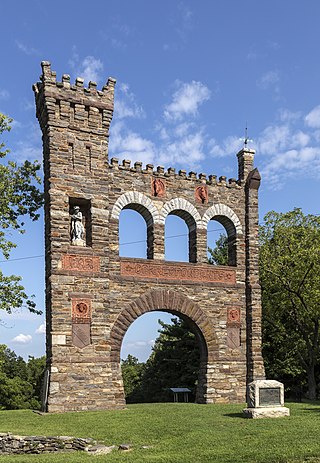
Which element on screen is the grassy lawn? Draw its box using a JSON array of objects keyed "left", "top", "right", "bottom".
[{"left": 0, "top": 402, "right": 320, "bottom": 463}]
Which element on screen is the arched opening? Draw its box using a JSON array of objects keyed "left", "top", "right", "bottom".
[
  {"left": 119, "top": 204, "right": 154, "bottom": 259},
  {"left": 110, "top": 290, "right": 214, "bottom": 405},
  {"left": 120, "top": 311, "right": 204, "bottom": 403},
  {"left": 165, "top": 210, "right": 197, "bottom": 263},
  {"left": 207, "top": 216, "right": 237, "bottom": 266}
]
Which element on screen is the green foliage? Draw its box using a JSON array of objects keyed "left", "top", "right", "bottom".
[
  {"left": 121, "top": 355, "right": 145, "bottom": 403},
  {"left": 0, "top": 344, "right": 45, "bottom": 410},
  {"left": 260, "top": 208, "right": 320, "bottom": 399},
  {"left": 0, "top": 113, "right": 43, "bottom": 314},
  {"left": 207, "top": 233, "right": 228, "bottom": 265},
  {"left": 1, "top": 402, "right": 320, "bottom": 462}
]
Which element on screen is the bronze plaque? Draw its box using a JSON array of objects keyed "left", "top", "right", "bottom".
[
  {"left": 72, "top": 322, "right": 91, "bottom": 348},
  {"left": 259, "top": 387, "right": 281, "bottom": 406}
]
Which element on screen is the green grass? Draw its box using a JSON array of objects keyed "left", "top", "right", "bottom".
[{"left": 0, "top": 402, "right": 320, "bottom": 462}]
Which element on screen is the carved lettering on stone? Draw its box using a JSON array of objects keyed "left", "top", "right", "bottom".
[
  {"left": 152, "top": 178, "right": 166, "bottom": 197},
  {"left": 62, "top": 255, "right": 100, "bottom": 272},
  {"left": 120, "top": 260, "right": 236, "bottom": 284},
  {"left": 195, "top": 185, "right": 208, "bottom": 204}
]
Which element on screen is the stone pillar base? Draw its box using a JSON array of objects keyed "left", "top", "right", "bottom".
[{"left": 243, "top": 406, "right": 290, "bottom": 419}]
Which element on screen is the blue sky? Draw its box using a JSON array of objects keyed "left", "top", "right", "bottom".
[{"left": 0, "top": 0, "right": 320, "bottom": 361}]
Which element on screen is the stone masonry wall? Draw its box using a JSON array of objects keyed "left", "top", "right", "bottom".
[
  {"left": 0, "top": 433, "right": 95, "bottom": 455},
  {"left": 33, "top": 61, "right": 265, "bottom": 412}
]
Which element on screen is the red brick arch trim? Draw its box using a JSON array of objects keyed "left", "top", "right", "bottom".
[{"left": 109, "top": 289, "right": 217, "bottom": 362}]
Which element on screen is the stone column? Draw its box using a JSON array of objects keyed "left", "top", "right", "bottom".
[
  {"left": 245, "top": 168, "right": 265, "bottom": 383},
  {"left": 237, "top": 148, "right": 255, "bottom": 183},
  {"left": 196, "top": 228, "right": 208, "bottom": 264},
  {"left": 153, "top": 223, "right": 165, "bottom": 260}
]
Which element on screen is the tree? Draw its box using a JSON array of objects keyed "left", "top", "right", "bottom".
[
  {"left": 0, "top": 113, "right": 43, "bottom": 314},
  {"left": 260, "top": 208, "right": 320, "bottom": 400},
  {"left": 208, "top": 233, "right": 228, "bottom": 265},
  {"left": 121, "top": 355, "right": 145, "bottom": 403},
  {"left": 0, "top": 345, "right": 45, "bottom": 409}
]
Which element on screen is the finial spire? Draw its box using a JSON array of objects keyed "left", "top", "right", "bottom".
[{"left": 240, "top": 122, "right": 253, "bottom": 149}]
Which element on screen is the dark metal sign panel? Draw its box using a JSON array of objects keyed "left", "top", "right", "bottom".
[{"left": 259, "top": 387, "right": 281, "bottom": 406}]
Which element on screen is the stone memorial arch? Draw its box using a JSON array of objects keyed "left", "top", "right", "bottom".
[{"left": 33, "top": 62, "right": 265, "bottom": 412}]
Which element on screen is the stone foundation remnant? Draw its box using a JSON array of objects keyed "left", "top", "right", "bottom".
[
  {"left": 33, "top": 61, "right": 266, "bottom": 412},
  {"left": 243, "top": 380, "right": 290, "bottom": 418}
]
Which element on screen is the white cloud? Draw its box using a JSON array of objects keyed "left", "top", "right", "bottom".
[
  {"left": 209, "top": 136, "right": 242, "bottom": 158},
  {"left": 257, "top": 70, "right": 280, "bottom": 90},
  {"left": 12, "top": 123, "right": 43, "bottom": 163},
  {"left": 69, "top": 50, "right": 104, "bottom": 85},
  {"left": 114, "top": 83, "right": 145, "bottom": 120},
  {"left": 158, "top": 131, "right": 206, "bottom": 167},
  {"left": 110, "top": 79, "right": 212, "bottom": 170},
  {"left": 79, "top": 56, "right": 103, "bottom": 84},
  {"left": 278, "top": 109, "right": 301, "bottom": 123},
  {"left": 0, "top": 89, "right": 9, "bottom": 100},
  {"left": 35, "top": 323, "right": 46, "bottom": 335},
  {"left": 125, "top": 339, "right": 155, "bottom": 348},
  {"left": 109, "top": 121, "right": 156, "bottom": 165},
  {"left": 12, "top": 334, "right": 32, "bottom": 344},
  {"left": 15, "top": 40, "right": 39, "bottom": 55},
  {"left": 164, "top": 81, "right": 211, "bottom": 121},
  {"left": 255, "top": 107, "right": 320, "bottom": 187},
  {"left": 305, "top": 105, "right": 320, "bottom": 129},
  {"left": 256, "top": 70, "right": 281, "bottom": 100}
]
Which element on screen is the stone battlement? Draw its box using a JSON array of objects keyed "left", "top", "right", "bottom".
[
  {"left": 109, "top": 157, "right": 240, "bottom": 188},
  {"left": 33, "top": 61, "right": 115, "bottom": 132}
]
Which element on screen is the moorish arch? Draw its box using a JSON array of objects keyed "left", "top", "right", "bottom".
[{"left": 34, "top": 61, "right": 265, "bottom": 412}]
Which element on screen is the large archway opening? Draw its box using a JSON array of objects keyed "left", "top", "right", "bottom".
[
  {"left": 120, "top": 311, "right": 203, "bottom": 403},
  {"left": 111, "top": 290, "right": 214, "bottom": 405}
]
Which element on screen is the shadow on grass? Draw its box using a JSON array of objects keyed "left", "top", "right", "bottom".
[{"left": 223, "top": 412, "right": 245, "bottom": 419}]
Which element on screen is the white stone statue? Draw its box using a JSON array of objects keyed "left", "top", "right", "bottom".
[{"left": 70, "top": 206, "right": 85, "bottom": 246}]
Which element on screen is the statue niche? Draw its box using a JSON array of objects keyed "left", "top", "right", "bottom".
[{"left": 70, "top": 206, "right": 86, "bottom": 246}]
